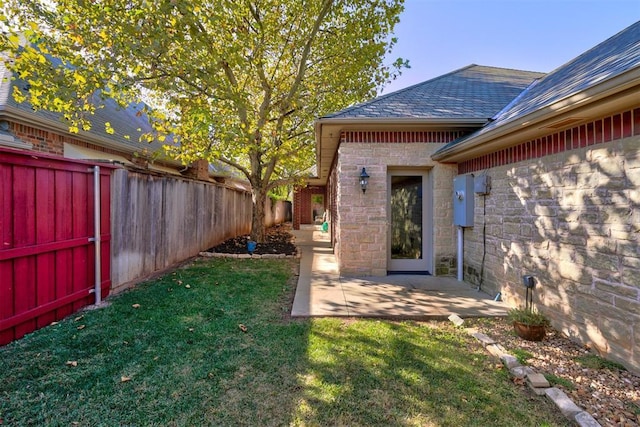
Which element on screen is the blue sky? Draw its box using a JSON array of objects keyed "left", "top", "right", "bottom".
[{"left": 382, "top": 0, "right": 639, "bottom": 93}]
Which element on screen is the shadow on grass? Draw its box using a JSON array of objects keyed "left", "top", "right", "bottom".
[
  {"left": 0, "top": 258, "right": 569, "bottom": 426},
  {"left": 292, "top": 319, "right": 569, "bottom": 426}
]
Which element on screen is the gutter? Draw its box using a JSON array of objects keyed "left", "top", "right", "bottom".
[{"left": 432, "top": 68, "right": 640, "bottom": 162}]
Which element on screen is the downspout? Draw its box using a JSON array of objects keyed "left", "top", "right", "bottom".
[
  {"left": 457, "top": 226, "right": 463, "bottom": 281},
  {"left": 92, "top": 165, "right": 102, "bottom": 304}
]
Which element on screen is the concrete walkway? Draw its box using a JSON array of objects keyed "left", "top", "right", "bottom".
[{"left": 291, "top": 225, "right": 507, "bottom": 319}]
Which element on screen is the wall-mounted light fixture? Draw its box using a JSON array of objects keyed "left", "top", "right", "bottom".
[{"left": 359, "top": 167, "right": 370, "bottom": 193}]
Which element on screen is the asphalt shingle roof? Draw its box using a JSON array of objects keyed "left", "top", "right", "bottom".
[
  {"left": 322, "top": 65, "right": 545, "bottom": 120},
  {"left": 0, "top": 60, "right": 166, "bottom": 154},
  {"left": 438, "top": 21, "right": 640, "bottom": 152}
]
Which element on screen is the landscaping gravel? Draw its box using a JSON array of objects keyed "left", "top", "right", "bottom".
[{"left": 470, "top": 319, "right": 640, "bottom": 427}]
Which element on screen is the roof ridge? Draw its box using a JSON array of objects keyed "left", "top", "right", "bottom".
[
  {"left": 470, "top": 64, "right": 546, "bottom": 76},
  {"left": 323, "top": 65, "right": 478, "bottom": 118},
  {"left": 322, "top": 64, "right": 545, "bottom": 119}
]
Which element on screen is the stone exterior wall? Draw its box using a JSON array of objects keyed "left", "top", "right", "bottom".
[
  {"left": 461, "top": 108, "right": 640, "bottom": 372},
  {"left": 335, "top": 136, "right": 458, "bottom": 277}
]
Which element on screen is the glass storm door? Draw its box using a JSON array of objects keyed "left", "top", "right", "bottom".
[{"left": 388, "top": 171, "right": 431, "bottom": 273}]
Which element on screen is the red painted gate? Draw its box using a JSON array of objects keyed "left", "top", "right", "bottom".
[{"left": 0, "top": 147, "right": 113, "bottom": 345}]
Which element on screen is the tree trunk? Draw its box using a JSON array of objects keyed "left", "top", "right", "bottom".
[{"left": 251, "top": 184, "right": 267, "bottom": 243}]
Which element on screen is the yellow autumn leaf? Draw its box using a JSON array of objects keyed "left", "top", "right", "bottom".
[
  {"left": 73, "top": 72, "right": 86, "bottom": 85},
  {"left": 8, "top": 34, "right": 20, "bottom": 47},
  {"left": 105, "top": 122, "right": 115, "bottom": 134}
]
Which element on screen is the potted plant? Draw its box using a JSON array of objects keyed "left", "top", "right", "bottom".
[{"left": 507, "top": 307, "right": 549, "bottom": 341}]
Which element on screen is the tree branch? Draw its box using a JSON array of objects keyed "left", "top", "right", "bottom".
[
  {"left": 283, "top": 0, "right": 334, "bottom": 106},
  {"left": 220, "top": 61, "right": 248, "bottom": 125},
  {"left": 218, "top": 156, "right": 250, "bottom": 181},
  {"left": 266, "top": 177, "right": 297, "bottom": 191}
]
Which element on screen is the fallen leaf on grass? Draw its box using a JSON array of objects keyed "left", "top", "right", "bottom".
[
  {"left": 74, "top": 316, "right": 84, "bottom": 322},
  {"left": 188, "top": 328, "right": 194, "bottom": 332},
  {"left": 238, "top": 324, "right": 248, "bottom": 333},
  {"left": 120, "top": 376, "right": 131, "bottom": 383},
  {"left": 66, "top": 361, "right": 78, "bottom": 367},
  {"left": 513, "top": 377, "right": 526, "bottom": 386},
  {"left": 132, "top": 304, "right": 141, "bottom": 309},
  {"left": 50, "top": 321, "right": 59, "bottom": 326},
  {"left": 185, "top": 284, "right": 191, "bottom": 289},
  {"left": 76, "top": 325, "right": 85, "bottom": 330}
]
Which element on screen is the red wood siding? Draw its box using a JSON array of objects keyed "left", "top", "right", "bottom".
[{"left": 0, "top": 148, "right": 113, "bottom": 345}]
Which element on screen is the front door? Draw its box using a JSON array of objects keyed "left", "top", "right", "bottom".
[{"left": 387, "top": 170, "right": 431, "bottom": 273}]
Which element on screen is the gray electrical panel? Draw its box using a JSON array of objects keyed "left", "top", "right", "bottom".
[
  {"left": 453, "top": 175, "right": 474, "bottom": 227},
  {"left": 474, "top": 174, "right": 491, "bottom": 195}
]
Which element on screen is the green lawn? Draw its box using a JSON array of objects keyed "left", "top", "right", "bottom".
[{"left": 0, "top": 258, "right": 569, "bottom": 426}]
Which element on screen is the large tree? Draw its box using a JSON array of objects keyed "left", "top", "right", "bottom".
[{"left": 1, "top": 0, "right": 407, "bottom": 241}]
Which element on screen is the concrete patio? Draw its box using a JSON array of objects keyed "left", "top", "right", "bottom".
[{"left": 291, "top": 225, "right": 507, "bottom": 319}]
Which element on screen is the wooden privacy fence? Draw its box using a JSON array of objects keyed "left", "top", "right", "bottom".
[
  {"left": 110, "top": 169, "right": 253, "bottom": 291},
  {"left": 1, "top": 150, "right": 288, "bottom": 344},
  {"left": 0, "top": 148, "right": 113, "bottom": 345}
]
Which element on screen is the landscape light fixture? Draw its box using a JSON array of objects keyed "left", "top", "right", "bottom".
[{"left": 359, "top": 167, "right": 370, "bottom": 193}]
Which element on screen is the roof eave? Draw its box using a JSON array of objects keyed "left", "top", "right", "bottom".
[
  {"left": 0, "top": 105, "right": 183, "bottom": 167},
  {"left": 314, "top": 117, "right": 488, "bottom": 183},
  {"left": 432, "top": 68, "right": 640, "bottom": 162}
]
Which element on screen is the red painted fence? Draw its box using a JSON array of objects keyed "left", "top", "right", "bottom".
[{"left": 0, "top": 147, "right": 113, "bottom": 345}]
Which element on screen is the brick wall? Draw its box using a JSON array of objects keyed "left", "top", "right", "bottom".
[
  {"left": 334, "top": 130, "right": 461, "bottom": 276},
  {"left": 11, "top": 122, "right": 64, "bottom": 155},
  {"left": 293, "top": 186, "right": 326, "bottom": 229},
  {"left": 328, "top": 164, "right": 338, "bottom": 248},
  {"left": 461, "top": 108, "right": 640, "bottom": 372},
  {"left": 9, "top": 121, "right": 127, "bottom": 158}
]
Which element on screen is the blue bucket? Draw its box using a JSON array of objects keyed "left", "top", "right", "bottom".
[{"left": 247, "top": 241, "right": 257, "bottom": 254}]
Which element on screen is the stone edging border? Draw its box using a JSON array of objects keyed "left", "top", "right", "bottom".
[
  {"left": 198, "top": 251, "right": 301, "bottom": 259},
  {"left": 448, "top": 314, "right": 601, "bottom": 427}
]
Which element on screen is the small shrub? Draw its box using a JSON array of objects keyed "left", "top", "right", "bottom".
[
  {"left": 511, "top": 348, "right": 533, "bottom": 365},
  {"left": 507, "top": 308, "right": 549, "bottom": 326},
  {"left": 574, "top": 354, "right": 626, "bottom": 371},
  {"left": 544, "top": 373, "right": 575, "bottom": 391}
]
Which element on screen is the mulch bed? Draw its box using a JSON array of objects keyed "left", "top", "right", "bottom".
[{"left": 207, "top": 223, "right": 297, "bottom": 256}]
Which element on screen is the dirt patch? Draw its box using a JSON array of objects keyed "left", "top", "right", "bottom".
[{"left": 207, "top": 223, "right": 297, "bottom": 256}]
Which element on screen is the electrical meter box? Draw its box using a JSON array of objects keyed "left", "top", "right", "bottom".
[
  {"left": 474, "top": 174, "right": 491, "bottom": 195},
  {"left": 453, "top": 175, "right": 474, "bottom": 227}
]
